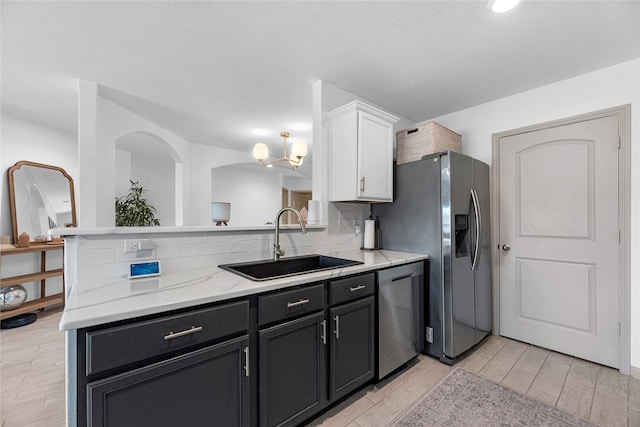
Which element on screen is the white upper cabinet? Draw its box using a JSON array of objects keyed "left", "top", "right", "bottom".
[{"left": 327, "top": 101, "right": 399, "bottom": 202}]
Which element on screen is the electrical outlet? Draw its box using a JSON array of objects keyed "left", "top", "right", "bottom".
[
  {"left": 124, "top": 239, "right": 153, "bottom": 253},
  {"left": 354, "top": 220, "right": 361, "bottom": 234},
  {"left": 124, "top": 240, "right": 141, "bottom": 253}
]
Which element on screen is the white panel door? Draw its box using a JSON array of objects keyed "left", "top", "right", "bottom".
[{"left": 499, "top": 115, "right": 619, "bottom": 368}]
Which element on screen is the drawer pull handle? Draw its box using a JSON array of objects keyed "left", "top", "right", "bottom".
[
  {"left": 243, "top": 346, "right": 250, "bottom": 377},
  {"left": 164, "top": 326, "right": 203, "bottom": 340},
  {"left": 349, "top": 284, "right": 366, "bottom": 292},
  {"left": 321, "top": 320, "right": 327, "bottom": 345},
  {"left": 287, "top": 298, "right": 310, "bottom": 308},
  {"left": 334, "top": 315, "right": 340, "bottom": 339}
]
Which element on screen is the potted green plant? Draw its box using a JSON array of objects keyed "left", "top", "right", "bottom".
[{"left": 115, "top": 180, "right": 161, "bottom": 226}]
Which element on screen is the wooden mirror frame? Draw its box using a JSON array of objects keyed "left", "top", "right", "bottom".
[{"left": 7, "top": 160, "right": 77, "bottom": 243}]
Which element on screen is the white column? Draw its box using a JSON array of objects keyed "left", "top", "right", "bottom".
[{"left": 77, "top": 80, "right": 98, "bottom": 227}]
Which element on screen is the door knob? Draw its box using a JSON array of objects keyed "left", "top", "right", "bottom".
[{"left": 502, "top": 244, "right": 511, "bottom": 252}]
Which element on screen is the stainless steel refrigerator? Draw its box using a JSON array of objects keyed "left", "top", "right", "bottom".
[{"left": 372, "top": 151, "right": 492, "bottom": 364}]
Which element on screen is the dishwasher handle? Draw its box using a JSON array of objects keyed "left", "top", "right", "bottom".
[{"left": 391, "top": 274, "right": 413, "bottom": 282}]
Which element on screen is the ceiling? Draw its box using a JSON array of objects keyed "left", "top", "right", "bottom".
[{"left": 2, "top": 1, "right": 639, "bottom": 158}]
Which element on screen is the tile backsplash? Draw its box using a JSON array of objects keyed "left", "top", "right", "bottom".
[{"left": 65, "top": 203, "right": 370, "bottom": 294}]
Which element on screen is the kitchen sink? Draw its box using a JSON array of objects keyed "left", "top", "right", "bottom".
[{"left": 219, "top": 254, "right": 363, "bottom": 281}]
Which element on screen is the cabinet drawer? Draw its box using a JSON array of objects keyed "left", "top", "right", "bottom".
[
  {"left": 258, "top": 283, "right": 325, "bottom": 326},
  {"left": 86, "top": 300, "right": 249, "bottom": 376},
  {"left": 329, "top": 273, "right": 375, "bottom": 306}
]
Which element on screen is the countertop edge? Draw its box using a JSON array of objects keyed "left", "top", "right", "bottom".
[
  {"left": 51, "top": 224, "right": 326, "bottom": 236},
  {"left": 59, "top": 250, "right": 428, "bottom": 331}
]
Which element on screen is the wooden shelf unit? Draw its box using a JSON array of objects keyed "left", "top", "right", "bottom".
[{"left": 0, "top": 243, "right": 65, "bottom": 320}]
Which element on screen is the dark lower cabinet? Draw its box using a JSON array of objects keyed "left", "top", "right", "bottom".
[
  {"left": 87, "top": 335, "right": 250, "bottom": 427},
  {"left": 259, "top": 312, "right": 326, "bottom": 427},
  {"left": 329, "top": 296, "right": 375, "bottom": 402},
  {"left": 72, "top": 270, "right": 387, "bottom": 427}
]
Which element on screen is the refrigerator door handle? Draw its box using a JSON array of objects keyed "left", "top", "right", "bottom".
[{"left": 470, "top": 189, "right": 482, "bottom": 271}]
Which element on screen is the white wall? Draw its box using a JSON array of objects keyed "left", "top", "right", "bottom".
[
  {"left": 210, "top": 166, "right": 282, "bottom": 226},
  {"left": 421, "top": 59, "right": 640, "bottom": 370},
  {"left": 115, "top": 149, "right": 132, "bottom": 197},
  {"left": 283, "top": 176, "right": 312, "bottom": 192},
  {"left": 189, "top": 142, "right": 255, "bottom": 226},
  {"left": 115, "top": 131, "right": 179, "bottom": 226},
  {"left": 130, "top": 152, "right": 176, "bottom": 226},
  {"left": 1, "top": 113, "right": 78, "bottom": 241}
]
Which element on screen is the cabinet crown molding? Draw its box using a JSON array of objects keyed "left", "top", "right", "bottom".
[{"left": 326, "top": 100, "right": 400, "bottom": 123}]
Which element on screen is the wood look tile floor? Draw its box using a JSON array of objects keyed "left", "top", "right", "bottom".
[{"left": 1, "top": 307, "right": 638, "bottom": 427}]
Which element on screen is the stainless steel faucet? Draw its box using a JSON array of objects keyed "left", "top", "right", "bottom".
[{"left": 274, "top": 207, "right": 307, "bottom": 260}]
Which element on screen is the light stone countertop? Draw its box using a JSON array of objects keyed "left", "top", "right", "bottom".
[{"left": 59, "top": 249, "right": 428, "bottom": 331}]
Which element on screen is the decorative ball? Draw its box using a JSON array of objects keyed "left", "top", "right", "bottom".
[{"left": 0, "top": 285, "right": 28, "bottom": 311}]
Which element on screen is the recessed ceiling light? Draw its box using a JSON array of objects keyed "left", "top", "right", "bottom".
[
  {"left": 250, "top": 128, "right": 271, "bottom": 136},
  {"left": 489, "top": 0, "right": 520, "bottom": 13}
]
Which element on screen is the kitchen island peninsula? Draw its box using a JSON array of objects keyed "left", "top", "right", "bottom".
[{"left": 57, "top": 226, "right": 427, "bottom": 427}]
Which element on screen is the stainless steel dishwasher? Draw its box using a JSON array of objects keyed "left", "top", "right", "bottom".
[{"left": 376, "top": 262, "right": 424, "bottom": 380}]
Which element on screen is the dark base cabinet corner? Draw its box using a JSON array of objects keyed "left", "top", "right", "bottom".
[{"left": 71, "top": 299, "right": 252, "bottom": 427}]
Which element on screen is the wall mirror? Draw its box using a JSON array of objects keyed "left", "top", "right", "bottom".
[{"left": 8, "top": 160, "right": 77, "bottom": 243}]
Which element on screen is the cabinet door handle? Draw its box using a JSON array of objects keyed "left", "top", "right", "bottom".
[
  {"left": 360, "top": 177, "right": 366, "bottom": 193},
  {"left": 321, "top": 320, "right": 327, "bottom": 345},
  {"left": 334, "top": 315, "right": 340, "bottom": 339},
  {"left": 243, "top": 346, "right": 250, "bottom": 377},
  {"left": 287, "top": 298, "right": 310, "bottom": 308},
  {"left": 349, "top": 284, "right": 366, "bottom": 292},
  {"left": 163, "top": 326, "right": 203, "bottom": 340}
]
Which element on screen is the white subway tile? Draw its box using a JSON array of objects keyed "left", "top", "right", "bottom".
[
  {"left": 116, "top": 249, "right": 155, "bottom": 264},
  {"left": 229, "top": 238, "right": 270, "bottom": 253},
  {"left": 78, "top": 262, "right": 128, "bottom": 281},
  {"left": 178, "top": 242, "right": 219, "bottom": 257},
  {"left": 155, "top": 244, "right": 180, "bottom": 259},
  {"left": 152, "top": 233, "right": 208, "bottom": 246},
  {"left": 161, "top": 256, "right": 207, "bottom": 271},
  {"left": 78, "top": 248, "right": 119, "bottom": 266}
]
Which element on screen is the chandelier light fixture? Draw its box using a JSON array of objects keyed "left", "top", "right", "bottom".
[{"left": 252, "top": 131, "right": 307, "bottom": 171}]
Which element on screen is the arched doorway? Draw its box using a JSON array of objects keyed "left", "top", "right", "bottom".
[{"left": 116, "top": 131, "right": 182, "bottom": 226}]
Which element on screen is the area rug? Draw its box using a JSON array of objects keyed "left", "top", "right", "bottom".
[{"left": 392, "top": 368, "right": 597, "bottom": 426}]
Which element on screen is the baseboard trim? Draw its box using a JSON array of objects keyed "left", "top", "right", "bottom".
[{"left": 630, "top": 365, "right": 640, "bottom": 379}]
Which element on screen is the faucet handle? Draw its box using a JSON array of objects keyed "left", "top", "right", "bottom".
[{"left": 273, "top": 243, "right": 285, "bottom": 260}]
